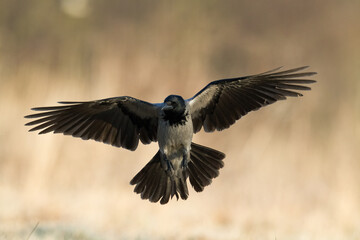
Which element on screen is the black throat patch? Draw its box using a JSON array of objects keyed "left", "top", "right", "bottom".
[{"left": 163, "top": 112, "right": 188, "bottom": 126}]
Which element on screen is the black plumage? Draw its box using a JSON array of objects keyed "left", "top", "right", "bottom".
[{"left": 26, "top": 97, "right": 158, "bottom": 150}]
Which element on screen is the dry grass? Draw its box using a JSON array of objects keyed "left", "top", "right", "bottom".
[{"left": 0, "top": 0, "right": 359, "bottom": 239}]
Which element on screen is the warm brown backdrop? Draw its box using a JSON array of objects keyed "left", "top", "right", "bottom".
[{"left": 1, "top": 0, "right": 359, "bottom": 239}]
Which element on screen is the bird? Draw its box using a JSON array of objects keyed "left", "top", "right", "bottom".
[{"left": 25, "top": 66, "right": 316, "bottom": 204}]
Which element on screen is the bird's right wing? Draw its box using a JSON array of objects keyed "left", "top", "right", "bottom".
[
  {"left": 188, "top": 66, "right": 316, "bottom": 133},
  {"left": 25, "top": 96, "right": 159, "bottom": 151}
]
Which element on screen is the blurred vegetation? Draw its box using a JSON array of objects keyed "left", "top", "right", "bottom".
[{"left": 0, "top": 0, "right": 359, "bottom": 239}]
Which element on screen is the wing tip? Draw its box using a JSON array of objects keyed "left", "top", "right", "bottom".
[
  {"left": 30, "top": 107, "right": 43, "bottom": 111},
  {"left": 264, "top": 65, "right": 317, "bottom": 75},
  {"left": 57, "top": 101, "right": 84, "bottom": 104}
]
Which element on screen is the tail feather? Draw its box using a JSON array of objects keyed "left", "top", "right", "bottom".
[
  {"left": 131, "top": 152, "right": 160, "bottom": 196},
  {"left": 132, "top": 152, "right": 160, "bottom": 194},
  {"left": 160, "top": 177, "right": 172, "bottom": 204},
  {"left": 130, "top": 142, "right": 225, "bottom": 204},
  {"left": 149, "top": 173, "right": 166, "bottom": 203},
  {"left": 191, "top": 143, "right": 225, "bottom": 169},
  {"left": 130, "top": 151, "right": 189, "bottom": 204},
  {"left": 187, "top": 164, "right": 205, "bottom": 192},
  {"left": 177, "top": 177, "right": 189, "bottom": 199},
  {"left": 191, "top": 151, "right": 218, "bottom": 178},
  {"left": 188, "top": 142, "right": 225, "bottom": 192},
  {"left": 188, "top": 160, "right": 212, "bottom": 188},
  {"left": 141, "top": 167, "right": 161, "bottom": 199}
]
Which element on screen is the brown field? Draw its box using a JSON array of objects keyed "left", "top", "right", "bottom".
[{"left": 0, "top": 0, "right": 359, "bottom": 239}]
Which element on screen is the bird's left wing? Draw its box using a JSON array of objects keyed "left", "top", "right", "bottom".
[
  {"left": 25, "top": 96, "right": 159, "bottom": 151},
  {"left": 188, "top": 66, "right": 316, "bottom": 133}
]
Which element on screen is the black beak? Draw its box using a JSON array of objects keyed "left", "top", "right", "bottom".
[{"left": 161, "top": 102, "right": 173, "bottom": 111}]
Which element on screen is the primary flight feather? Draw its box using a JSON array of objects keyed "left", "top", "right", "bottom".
[{"left": 25, "top": 66, "right": 316, "bottom": 204}]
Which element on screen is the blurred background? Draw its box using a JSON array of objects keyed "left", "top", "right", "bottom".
[{"left": 0, "top": 0, "right": 359, "bottom": 239}]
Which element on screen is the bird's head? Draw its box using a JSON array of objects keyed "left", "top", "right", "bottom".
[{"left": 161, "top": 95, "right": 186, "bottom": 119}]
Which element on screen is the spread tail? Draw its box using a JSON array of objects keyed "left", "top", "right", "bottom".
[
  {"left": 130, "top": 151, "right": 189, "bottom": 204},
  {"left": 130, "top": 142, "right": 225, "bottom": 204}
]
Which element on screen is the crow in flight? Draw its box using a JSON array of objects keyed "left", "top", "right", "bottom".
[{"left": 25, "top": 66, "right": 316, "bottom": 204}]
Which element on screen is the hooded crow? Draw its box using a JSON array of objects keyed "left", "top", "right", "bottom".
[{"left": 25, "top": 66, "right": 316, "bottom": 204}]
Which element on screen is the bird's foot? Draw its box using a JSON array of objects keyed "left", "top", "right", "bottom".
[
  {"left": 166, "top": 159, "right": 174, "bottom": 173},
  {"left": 181, "top": 156, "right": 188, "bottom": 168}
]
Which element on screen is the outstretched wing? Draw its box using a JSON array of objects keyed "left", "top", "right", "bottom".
[
  {"left": 188, "top": 66, "right": 316, "bottom": 133},
  {"left": 25, "top": 96, "right": 159, "bottom": 151}
]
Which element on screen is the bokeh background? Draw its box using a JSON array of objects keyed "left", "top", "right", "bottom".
[{"left": 0, "top": 0, "right": 359, "bottom": 239}]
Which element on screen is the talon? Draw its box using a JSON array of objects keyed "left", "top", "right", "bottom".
[
  {"left": 182, "top": 158, "right": 188, "bottom": 168},
  {"left": 167, "top": 159, "right": 174, "bottom": 171},
  {"left": 182, "top": 153, "right": 188, "bottom": 168}
]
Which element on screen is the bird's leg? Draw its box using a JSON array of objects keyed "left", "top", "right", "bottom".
[
  {"left": 161, "top": 152, "right": 174, "bottom": 174},
  {"left": 167, "top": 158, "right": 174, "bottom": 172},
  {"left": 181, "top": 149, "right": 189, "bottom": 168}
]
